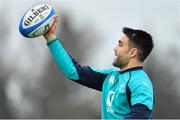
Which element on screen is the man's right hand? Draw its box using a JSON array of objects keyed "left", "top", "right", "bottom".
[{"left": 43, "top": 16, "right": 59, "bottom": 42}]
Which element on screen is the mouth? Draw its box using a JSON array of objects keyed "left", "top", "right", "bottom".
[
  {"left": 114, "top": 52, "right": 118, "bottom": 56},
  {"left": 114, "top": 53, "right": 118, "bottom": 61}
]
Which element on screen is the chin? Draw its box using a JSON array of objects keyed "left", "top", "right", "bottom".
[
  {"left": 113, "top": 60, "right": 123, "bottom": 68},
  {"left": 113, "top": 61, "right": 118, "bottom": 67}
]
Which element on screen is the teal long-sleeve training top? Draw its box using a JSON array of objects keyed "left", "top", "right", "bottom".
[{"left": 47, "top": 38, "right": 154, "bottom": 119}]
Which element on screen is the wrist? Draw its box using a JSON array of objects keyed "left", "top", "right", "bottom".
[
  {"left": 45, "top": 34, "right": 57, "bottom": 42},
  {"left": 47, "top": 37, "right": 58, "bottom": 45}
]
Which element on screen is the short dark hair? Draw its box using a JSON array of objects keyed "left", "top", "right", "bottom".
[{"left": 122, "top": 27, "right": 154, "bottom": 62}]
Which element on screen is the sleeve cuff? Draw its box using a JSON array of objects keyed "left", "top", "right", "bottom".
[{"left": 47, "top": 37, "right": 59, "bottom": 45}]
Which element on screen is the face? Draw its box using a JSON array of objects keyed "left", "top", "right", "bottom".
[{"left": 113, "top": 34, "right": 131, "bottom": 68}]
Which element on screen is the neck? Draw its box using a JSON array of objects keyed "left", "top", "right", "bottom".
[{"left": 120, "top": 60, "right": 143, "bottom": 71}]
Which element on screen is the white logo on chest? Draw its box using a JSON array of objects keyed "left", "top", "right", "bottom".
[
  {"left": 107, "top": 91, "right": 115, "bottom": 107},
  {"left": 109, "top": 76, "right": 115, "bottom": 84},
  {"left": 106, "top": 91, "right": 115, "bottom": 114}
]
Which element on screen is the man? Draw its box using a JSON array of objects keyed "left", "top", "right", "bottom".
[{"left": 43, "top": 16, "right": 154, "bottom": 119}]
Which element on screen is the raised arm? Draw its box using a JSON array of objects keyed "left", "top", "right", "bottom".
[{"left": 43, "top": 16, "right": 112, "bottom": 91}]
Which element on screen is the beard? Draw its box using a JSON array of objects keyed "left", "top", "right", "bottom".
[
  {"left": 113, "top": 56, "right": 122, "bottom": 68},
  {"left": 113, "top": 55, "right": 128, "bottom": 69}
]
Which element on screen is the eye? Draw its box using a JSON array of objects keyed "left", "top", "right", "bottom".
[
  {"left": 119, "top": 42, "right": 122, "bottom": 47},
  {"left": 118, "top": 40, "right": 123, "bottom": 47}
]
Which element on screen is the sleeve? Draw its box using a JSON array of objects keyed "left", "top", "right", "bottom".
[
  {"left": 125, "top": 76, "right": 154, "bottom": 118},
  {"left": 125, "top": 104, "right": 152, "bottom": 119},
  {"left": 128, "top": 76, "right": 154, "bottom": 110},
  {"left": 47, "top": 38, "right": 112, "bottom": 91}
]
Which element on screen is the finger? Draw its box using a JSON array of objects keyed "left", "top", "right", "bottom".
[
  {"left": 52, "top": 16, "right": 58, "bottom": 31},
  {"left": 54, "top": 16, "right": 58, "bottom": 27},
  {"left": 50, "top": 16, "right": 58, "bottom": 29},
  {"left": 53, "top": 16, "right": 58, "bottom": 21}
]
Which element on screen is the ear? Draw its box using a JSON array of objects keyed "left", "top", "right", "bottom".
[{"left": 129, "top": 48, "right": 138, "bottom": 58}]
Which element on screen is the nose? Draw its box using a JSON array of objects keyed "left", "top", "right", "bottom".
[
  {"left": 113, "top": 46, "right": 117, "bottom": 52},
  {"left": 113, "top": 48, "right": 116, "bottom": 52}
]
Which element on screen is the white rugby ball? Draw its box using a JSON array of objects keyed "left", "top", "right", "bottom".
[{"left": 19, "top": 4, "right": 55, "bottom": 38}]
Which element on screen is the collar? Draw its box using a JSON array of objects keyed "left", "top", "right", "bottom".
[{"left": 120, "top": 66, "right": 143, "bottom": 74}]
